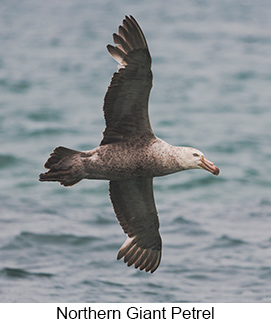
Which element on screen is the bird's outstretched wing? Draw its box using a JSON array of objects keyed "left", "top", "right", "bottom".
[
  {"left": 109, "top": 178, "right": 162, "bottom": 273},
  {"left": 100, "top": 15, "right": 155, "bottom": 146}
]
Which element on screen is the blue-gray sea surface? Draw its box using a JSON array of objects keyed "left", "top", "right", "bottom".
[{"left": 0, "top": 0, "right": 270, "bottom": 302}]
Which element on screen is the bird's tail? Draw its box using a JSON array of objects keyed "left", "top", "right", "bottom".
[{"left": 39, "top": 146, "right": 83, "bottom": 186}]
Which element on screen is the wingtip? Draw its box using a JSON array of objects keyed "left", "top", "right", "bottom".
[
  {"left": 106, "top": 44, "right": 113, "bottom": 51},
  {"left": 108, "top": 14, "right": 149, "bottom": 63},
  {"left": 117, "top": 236, "right": 161, "bottom": 274}
]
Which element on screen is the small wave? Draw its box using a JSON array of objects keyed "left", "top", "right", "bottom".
[
  {"left": 259, "top": 266, "right": 271, "bottom": 280},
  {"left": 97, "top": 279, "right": 125, "bottom": 288},
  {"left": 186, "top": 274, "right": 210, "bottom": 281},
  {"left": 207, "top": 235, "right": 248, "bottom": 249},
  {"left": 0, "top": 78, "right": 31, "bottom": 93},
  {"left": 260, "top": 199, "right": 271, "bottom": 206},
  {"left": 146, "top": 282, "right": 163, "bottom": 289},
  {"left": 28, "top": 127, "right": 76, "bottom": 137},
  {"left": 94, "top": 216, "right": 116, "bottom": 225},
  {"left": 167, "top": 176, "right": 220, "bottom": 191},
  {"left": 0, "top": 267, "right": 54, "bottom": 279},
  {"left": 27, "top": 109, "right": 62, "bottom": 122},
  {"left": 0, "top": 154, "right": 21, "bottom": 169},
  {"left": 1, "top": 231, "right": 101, "bottom": 250},
  {"left": 234, "top": 71, "right": 256, "bottom": 81},
  {"left": 240, "top": 35, "right": 270, "bottom": 44},
  {"left": 170, "top": 216, "right": 209, "bottom": 236},
  {"left": 172, "top": 216, "right": 197, "bottom": 225}
]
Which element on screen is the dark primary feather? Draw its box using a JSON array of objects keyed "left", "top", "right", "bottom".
[
  {"left": 100, "top": 15, "right": 155, "bottom": 146},
  {"left": 109, "top": 179, "right": 162, "bottom": 273}
]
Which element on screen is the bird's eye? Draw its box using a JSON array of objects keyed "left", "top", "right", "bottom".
[{"left": 193, "top": 153, "right": 200, "bottom": 157}]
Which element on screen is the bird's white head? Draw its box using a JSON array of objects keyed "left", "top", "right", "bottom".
[{"left": 181, "top": 147, "right": 220, "bottom": 176}]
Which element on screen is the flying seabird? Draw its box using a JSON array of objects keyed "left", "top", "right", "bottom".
[{"left": 40, "top": 16, "right": 219, "bottom": 273}]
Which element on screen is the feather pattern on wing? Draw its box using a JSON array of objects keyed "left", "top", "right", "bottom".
[
  {"left": 100, "top": 15, "right": 155, "bottom": 146},
  {"left": 109, "top": 178, "right": 162, "bottom": 273}
]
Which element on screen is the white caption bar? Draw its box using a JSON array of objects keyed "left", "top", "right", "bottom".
[{"left": 0, "top": 303, "right": 270, "bottom": 323}]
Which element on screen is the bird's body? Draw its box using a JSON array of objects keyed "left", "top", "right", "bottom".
[
  {"left": 40, "top": 16, "right": 219, "bottom": 273},
  {"left": 43, "top": 138, "right": 203, "bottom": 184}
]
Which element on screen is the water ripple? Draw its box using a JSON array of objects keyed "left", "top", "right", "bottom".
[
  {"left": 0, "top": 154, "right": 21, "bottom": 168},
  {"left": 0, "top": 267, "right": 54, "bottom": 279},
  {"left": 0, "top": 78, "right": 31, "bottom": 93},
  {"left": 1, "top": 231, "right": 101, "bottom": 250},
  {"left": 207, "top": 235, "right": 248, "bottom": 249}
]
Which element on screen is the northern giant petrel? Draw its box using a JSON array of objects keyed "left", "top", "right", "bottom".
[{"left": 40, "top": 16, "right": 219, "bottom": 273}]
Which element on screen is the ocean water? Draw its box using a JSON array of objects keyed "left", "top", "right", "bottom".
[{"left": 0, "top": 0, "right": 271, "bottom": 302}]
